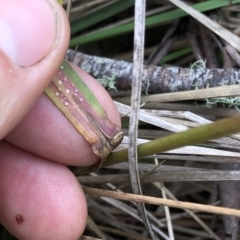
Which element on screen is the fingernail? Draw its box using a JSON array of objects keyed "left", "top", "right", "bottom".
[{"left": 0, "top": 0, "right": 56, "bottom": 67}]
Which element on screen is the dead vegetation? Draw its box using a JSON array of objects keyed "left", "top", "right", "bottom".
[{"left": 67, "top": 0, "right": 240, "bottom": 239}]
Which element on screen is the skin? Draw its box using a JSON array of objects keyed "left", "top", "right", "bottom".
[{"left": 0, "top": 0, "right": 121, "bottom": 239}]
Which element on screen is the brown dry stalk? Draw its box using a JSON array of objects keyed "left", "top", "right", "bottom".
[
  {"left": 82, "top": 186, "right": 240, "bottom": 217},
  {"left": 117, "top": 84, "right": 240, "bottom": 104}
]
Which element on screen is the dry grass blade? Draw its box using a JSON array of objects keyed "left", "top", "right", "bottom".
[
  {"left": 88, "top": 173, "right": 170, "bottom": 239},
  {"left": 160, "top": 186, "right": 220, "bottom": 240},
  {"left": 66, "top": 0, "right": 73, "bottom": 22},
  {"left": 129, "top": 0, "right": 158, "bottom": 239},
  {"left": 82, "top": 186, "right": 240, "bottom": 217},
  {"left": 80, "top": 236, "right": 103, "bottom": 240},
  {"left": 98, "top": 226, "right": 151, "bottom": 240},
  {"left": 86, "top": 216, "right": 107, "bottom": 240},
  {"left": 98, "top": 195, "right": 169, "bottom": 239},
  {"left": 152, "top": 163, "right": 174, "bottom": 240},
  {"left": 167, "top": 0, "right": 240, "bottom": 52},
  {"left": 118, "top": 84, "right": 240, "bottom": 104},
  {"left": 78, "top": 168, "right": 240, "bottom": 184}
]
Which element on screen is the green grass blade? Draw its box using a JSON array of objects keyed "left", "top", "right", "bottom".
[
  {"left": 103, "top": 115, "right": 240, "bottom": 167},
  {"left": 70, "top": 0, "right": 240, "bottom": 47},
  {"left": 160, "top": 47, "right": 192, "bottom": 64},
  {"left": 71, "top": 0, "right": 135, "bottom": 34}
]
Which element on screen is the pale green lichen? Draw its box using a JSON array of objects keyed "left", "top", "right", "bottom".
[
  {"left": 191, "top": 58, "right": 207, "bottom": 90},
  {"left": 144, "top": 78, "right": 151, "bottom": 95},
  {"left": 97, "top": 75, "right": 118, "bottom": 91},
  {"left": 191, "top": 58, "right": 240, "bottom": 111},
  {"left": 81, "top": 62, "right": 91, "bottom": 73},
  {"left": 190, "top": 58, "right": 207, "bottom": 71},
  {"left": 93, "top": 56, "right": 104, "bottom": 64},
  {"left": 206, "top": 80, "right": 240, "bottom": 111}
]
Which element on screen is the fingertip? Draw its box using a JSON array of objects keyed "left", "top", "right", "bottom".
[
  {"left": 0, "top": 0, "right": 55, "bottom": 67},
  {"left": 0, "top": 0, "right": 70, "bottom": 139},
  {"left": 0, "top": 141, "right": 87, "bottom": 240},
  {"left": 0, "top": 0, "right": 68, "bottom": 67}
]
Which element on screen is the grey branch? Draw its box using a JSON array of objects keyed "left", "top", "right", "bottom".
[{"left": 67, "top": 50, "right": 240, "bottom": 94}]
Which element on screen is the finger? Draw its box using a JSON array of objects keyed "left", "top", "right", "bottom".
[
  {"left": 0, "top": 140, "right": 87, "bottom": 240},
  {"left": 6, "top": 68, "right": 121, "bottom": 166},
  {"left": 0, "top": 0, "right": 70, "bottom": 139}
]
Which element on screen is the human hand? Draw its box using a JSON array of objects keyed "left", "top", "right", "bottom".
[{"left": 0, "top": 0, "right": 121, "bottom": 239}]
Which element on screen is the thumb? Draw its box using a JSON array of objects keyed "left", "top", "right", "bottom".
[{"left": 0, "top": 0, "right": 70, "bottom": 139}]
